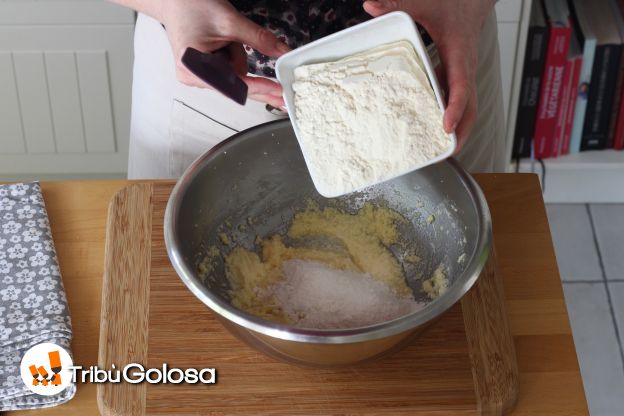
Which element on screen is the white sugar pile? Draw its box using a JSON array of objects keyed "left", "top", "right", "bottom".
[{"left": 271, "top": 259, "right": 423, "bottom": 329}]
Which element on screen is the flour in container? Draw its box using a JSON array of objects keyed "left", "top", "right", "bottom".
[{"left": 292, "top": 40, "right": 453, "bottom": 197}]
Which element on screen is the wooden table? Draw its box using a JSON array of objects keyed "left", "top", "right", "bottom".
[{"left": 6, "top": 175, "right": 589, "bottom": 415}]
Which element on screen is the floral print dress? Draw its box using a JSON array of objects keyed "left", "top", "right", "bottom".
[
  {"left": 230, "top": 0, "right": 433, "bottom": 77},
  {"left": 230, "top": 0, "right": 372, "bottom": 77}
]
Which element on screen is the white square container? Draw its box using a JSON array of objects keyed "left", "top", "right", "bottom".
[{"left": 275, "top": 11, "right": 457, "bottom": 198}]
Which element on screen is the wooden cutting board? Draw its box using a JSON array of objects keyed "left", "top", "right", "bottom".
[{"left": 98, "top": 181, "right": 518, "bottom": 415}]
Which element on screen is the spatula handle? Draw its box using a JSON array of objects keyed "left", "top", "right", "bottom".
[{"left": 181, "top": 47, "right": 248, "bottom": 106}]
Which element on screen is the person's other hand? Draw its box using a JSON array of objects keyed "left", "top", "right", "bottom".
[
  {"left": 363, "top": 0, "right": 496, "bottom": 150},
  {"left": 161, "top": 0, "right": 290, "bottom": 107}
]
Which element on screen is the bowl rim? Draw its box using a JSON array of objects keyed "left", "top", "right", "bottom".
[{"left": 164, "top": 119, "right": 492, "bottom": 344}]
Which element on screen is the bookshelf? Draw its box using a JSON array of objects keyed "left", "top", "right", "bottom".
[{"left": 508, "top": 0, "right": 624, "bottom": 203}]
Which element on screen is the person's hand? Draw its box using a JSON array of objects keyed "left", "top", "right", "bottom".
[
  {"left": 363, "top": 0, "right": 496, "bottom": 150},
  {"left": 160, "top": 0, "right": 290, "bottom": 107}
]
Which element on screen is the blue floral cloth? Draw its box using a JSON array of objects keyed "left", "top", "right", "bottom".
[{"left": 0, "top": 182, "right": 75, "bottom": 410}]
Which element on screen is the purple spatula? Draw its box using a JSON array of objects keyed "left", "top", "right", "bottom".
[{"left": 181, "top": 47, "right": 249, "bottom": 105}]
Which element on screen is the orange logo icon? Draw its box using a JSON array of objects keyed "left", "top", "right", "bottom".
[{"left": 28, "top": 350, "right": 63, "bottom": 387}]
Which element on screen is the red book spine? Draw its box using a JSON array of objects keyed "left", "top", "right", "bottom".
[
  {"left": 614, "top": 75, "right": 624, "bottom": 150},
  {"left": 552, "top": 59, "right": 573, "bottom": 157},
  {"left": 562, "top": 57, "right": 582, "bottom": 155},
  {"left": 533, "top": 25, "right": 571, "bottom": 159}
]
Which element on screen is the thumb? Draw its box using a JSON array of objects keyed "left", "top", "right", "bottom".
[
  {"left": 441, "top": 48, "right": 472, "bottom": 134},
  {"left": 363, "top": 0, "right": 402, "bottom": 17},
  {"left": 231, "top": 15, "right": 291, "bottom": 58}
]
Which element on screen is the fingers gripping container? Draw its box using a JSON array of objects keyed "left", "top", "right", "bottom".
[{"left": 275, "top": 11, "right": 457, "bottom": 198}]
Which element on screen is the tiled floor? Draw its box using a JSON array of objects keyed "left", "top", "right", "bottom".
[{"left": 547, "top": 204, "right": 624, "bottom": 416}]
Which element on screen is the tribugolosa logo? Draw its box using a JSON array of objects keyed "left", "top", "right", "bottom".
[
  {"left": 20, "top": 342, "right": 73, "bottom": 396},
  {"left": 28, "top": 350, "right": 62, "bottom": 387}
]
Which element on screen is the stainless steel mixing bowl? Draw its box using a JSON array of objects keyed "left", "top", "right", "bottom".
[{"left": 164, "top": 119, "right": 491, "bottom": 367}]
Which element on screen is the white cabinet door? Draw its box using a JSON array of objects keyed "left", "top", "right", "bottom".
[
  {"left": 0, "top": 1, "right": 134, "bottom": 178},
  {"left": 497, "top": 22, "right": 521, "bottom": 125},
  {"left": 495, "top": 0, "right": 534, "bottom": 167},
  {"left": 495, "top": 0, "right": 524, "bottom": 125},
  {"left": 495, "top": 0, "right": 524, "bottom": 22}
]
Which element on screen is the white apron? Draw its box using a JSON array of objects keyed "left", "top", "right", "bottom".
[{"left": 127, "top": 12, "right": 505, "bottom": 179}]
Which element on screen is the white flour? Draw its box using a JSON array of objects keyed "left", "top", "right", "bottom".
[
  {"left": 293, "top": 41, "right": 452, "bottom": 197},
  {"left": 271, "top": 259, "right": 423, "bottom": 329}
]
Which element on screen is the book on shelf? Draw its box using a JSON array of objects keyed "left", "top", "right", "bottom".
[
  {"left": 552, "top": 50, "right": 572, "bottom": 157},
  {"left": 611, "top": 0, "right": 624, "bottom": 150},
  {"left": 533, "top": 0, "right": 572, "bottom": 159},
  {"left": 577, "top": 0, "right": 622, "bottom": 150},
  {"left": 568, "top": 0, "right": 597, "bottom": 153},
  {"left": 512, "top": 1, "right": 549, "bottom": 159},
  {"left": 559, "top": 34, "right": 583, "bottom": 155},
  {"left": 605, "top": 0, "right": 624, "bottom": 148}
]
